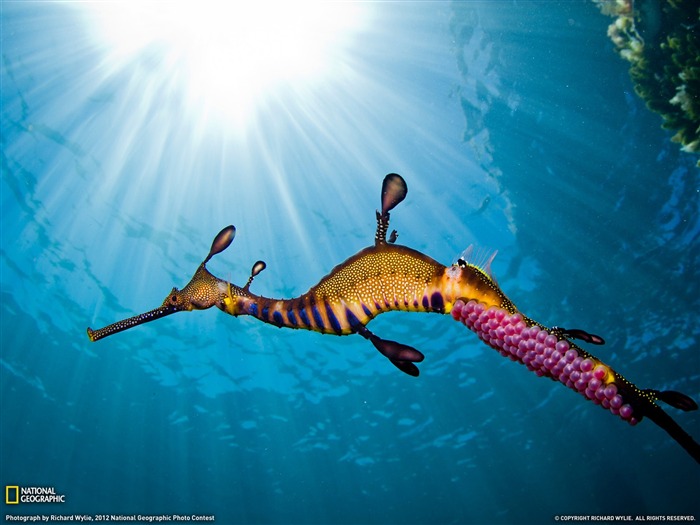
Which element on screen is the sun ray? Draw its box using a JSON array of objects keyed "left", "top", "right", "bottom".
[{"left": 75, "top": 1, "right": 368, "bottom": 129}]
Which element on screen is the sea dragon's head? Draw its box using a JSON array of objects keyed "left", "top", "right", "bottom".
[{"left": 87, "top": 225, "right": 257, "bottom": 342}]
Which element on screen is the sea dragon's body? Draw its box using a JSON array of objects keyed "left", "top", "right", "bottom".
[
  {"left": 87, "top": 174, "right": 700, "bottom": 463},
  {"left": 223, "top": 243, "right": 504, "bottom": 335}
]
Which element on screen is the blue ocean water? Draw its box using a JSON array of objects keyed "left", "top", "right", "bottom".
[{"left": 2, "top": 2, "right": 699, "bottom": 524}]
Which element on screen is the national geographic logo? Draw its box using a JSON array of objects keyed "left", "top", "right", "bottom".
[{"left": 5, "top": 486, "right": 66, "bottom": 504}]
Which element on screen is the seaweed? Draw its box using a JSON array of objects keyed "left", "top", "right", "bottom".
[{"left": 594, "top": 0, "right": 699, "bottom": 162}]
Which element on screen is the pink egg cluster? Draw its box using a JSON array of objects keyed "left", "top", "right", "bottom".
[{"left": 452, "top": 299, "right": 638, "bottom": 425}]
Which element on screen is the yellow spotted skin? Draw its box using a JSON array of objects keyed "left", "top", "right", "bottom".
[
  {"left": 314, "top": 245, "right": 439, "bottom": 307},
  {"left": 222, "top": 243, "right": 514, "bottom": 336}
]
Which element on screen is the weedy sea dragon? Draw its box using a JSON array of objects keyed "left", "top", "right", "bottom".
[{"left": 87, "top": 174, "right": 700, "bottom": 463}]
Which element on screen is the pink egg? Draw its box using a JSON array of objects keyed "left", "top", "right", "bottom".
[
  {"left": 619, "top": 404, "right": 633, "bottom": 420},
  {"left": 604, "top": 384, "right": 617, "bottom": 399},
  {"left": 593, "top": 365, "right": 608, "bottom": 381}
]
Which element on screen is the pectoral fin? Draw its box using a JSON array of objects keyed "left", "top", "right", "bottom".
[
  {"left": 650, "top": 389, "right": 699, "bottom": 412},
  {"left": 558, "top": 327, "right": 605, "bottom": 345},
  {"left": 356, "top": 325, "right": 424, "bottom": 377}
]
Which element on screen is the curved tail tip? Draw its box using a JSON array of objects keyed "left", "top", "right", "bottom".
[{"left": 86, "top": 328, "right": 96, "bottom": 342}]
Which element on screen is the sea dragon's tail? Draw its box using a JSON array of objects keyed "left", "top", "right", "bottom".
[{"left": 451, "top": 298, "right": 700, "bottom": 463}]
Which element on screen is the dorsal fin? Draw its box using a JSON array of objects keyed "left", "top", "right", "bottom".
[{"left": 456, "top": 245, "right": 498, "bottom": 281}]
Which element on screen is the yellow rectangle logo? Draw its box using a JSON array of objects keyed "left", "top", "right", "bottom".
[{"left": 5, "top": 485, "right": 19, "bottom": 504}]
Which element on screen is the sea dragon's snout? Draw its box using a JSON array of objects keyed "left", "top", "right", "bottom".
[{"left": 87, "top": 225, "right": 237, "bottom": 342}]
